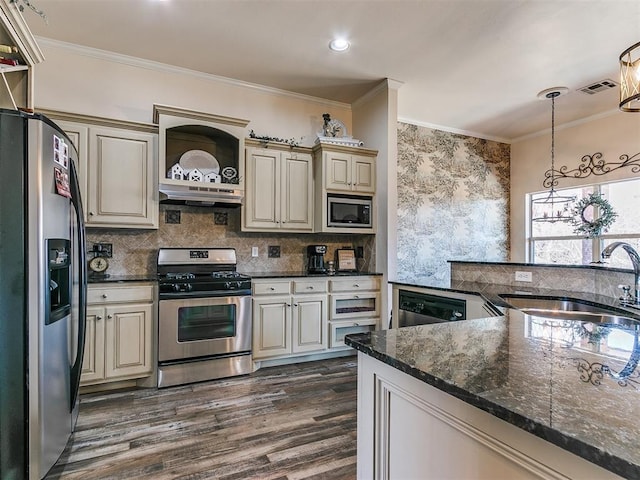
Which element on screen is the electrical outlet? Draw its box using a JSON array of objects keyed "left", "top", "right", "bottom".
[
  {"left": 514, "top": 271, "right": 533, "bottom": 282},
  {"left": 268, "top": 246, "right": 280, "bottom": 258},
  {"left": 355, "top": 246, "right": 364, "bottom": 258},
  {"left": 251, "top": 246, "right": 259, "bottom": 257},
  {"left": 92, "top": 243, "right": 112, "bottom": 258}
]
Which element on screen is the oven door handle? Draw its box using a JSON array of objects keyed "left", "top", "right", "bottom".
[{"left": 159, "top": 289, "right": 252, "bottom": 300}]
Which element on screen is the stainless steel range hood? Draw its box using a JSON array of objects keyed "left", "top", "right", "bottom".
[{"left": 159, "top": 182, "right": 243, "bottom": 207}]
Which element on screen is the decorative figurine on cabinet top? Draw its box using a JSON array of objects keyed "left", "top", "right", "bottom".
[{"left": 316, "top": 113, "right": 364, "bottom": 147}]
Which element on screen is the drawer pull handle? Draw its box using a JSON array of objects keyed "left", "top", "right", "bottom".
[
  {"left": 354, "top": 295, "right": 360, "bottom": 299},
  {"left": 307, "top": 286, "right": 314, "bottom": 289},
  {"left": 102, "top": 294, "right": 108, "bottom": 299},
  {"left": 354, "top": 322, "right": 360, "bottom": 326}
]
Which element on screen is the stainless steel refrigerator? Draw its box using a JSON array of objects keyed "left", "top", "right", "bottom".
[{"left": 0, "top": 108, "right": 87, "bottom": 479}]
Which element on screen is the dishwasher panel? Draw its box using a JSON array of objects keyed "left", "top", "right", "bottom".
[{"left": 397, "top": 290, "right": 466, "bottom": 327}]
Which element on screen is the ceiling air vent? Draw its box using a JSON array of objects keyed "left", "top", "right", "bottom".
[{"left": 578, "top": 79, "right": 618, "bottom": 95}]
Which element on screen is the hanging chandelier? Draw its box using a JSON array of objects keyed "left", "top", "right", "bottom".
[
  {"left": 532, "top": 88, "right": 576, "bottom": 223},
  {"left": 620, "top": 41, "right": 640, "bottom": 112}
]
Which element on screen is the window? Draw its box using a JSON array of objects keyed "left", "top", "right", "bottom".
[{"left": 528, "top": 178, "right": 640, "bottom": 267}]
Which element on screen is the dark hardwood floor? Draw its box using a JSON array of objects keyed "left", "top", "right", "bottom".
[{"left": 46, "top": 357, "right": 358, "bottom": 480}]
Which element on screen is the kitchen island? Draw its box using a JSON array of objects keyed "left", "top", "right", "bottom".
[{"left": 346, "top": 310, "right": 640, "bottom": 479}]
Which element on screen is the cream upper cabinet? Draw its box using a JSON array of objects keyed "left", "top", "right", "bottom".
[
  {"left": 313, "top": 143, "right": 377, "bottom": 194},
  {"left": 325, "top": 151, "right": 375, "bottom": 193},
  {"left": 55, "top": 120, "right": 89, "bottom": 214},
  {"left": 312, "top": 143, "right": 378, "bottom": 234},
  {"left": 0, "top": 4, "right": 44, "bottom": 110},
  {"left": 88, "top": 126, "right": 158, "bottom": 228},
  {"left": 243, "top": 141, "right": 313, "bottom": 232},
  {"left": 46, "top": 113, "right": 159, "bottom": 229}
]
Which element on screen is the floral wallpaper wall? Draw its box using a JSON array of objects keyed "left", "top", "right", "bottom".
[{"left": 397, "top": 122, "right": 510, "bottom": 285}]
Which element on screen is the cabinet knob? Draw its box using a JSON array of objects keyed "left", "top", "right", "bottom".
[
  {"left": 353, "top": 284, "right": 360, "bottom": 288},
  {"left": 102, "top": 294, "right": 108, "bottom": 299},
  {"left": 89, "top": 212, "right": 95, "bottom": 216},
  {"left": 269, "top": 287, "right": 275, "bottom": 291},
  {"left": 354, "top": 295, "right": 360, "bottom": 299},
  {"left": 96, "top": 315, "right": 103, "bottom": 320},
  {"left": 107, "top": 314, "right": 113, "bottom": 319},
  {"left": 294, "top": 303, "right": 298, "bottom": 307},
  {"left": 307, "top": 286, "right": 314, "bottom": 290},
  {"left": 354, "top": 322, "right": 360, "bottom": 326},
  {"left": 287, "top": 303, "right": 292, "bottom": 307}
]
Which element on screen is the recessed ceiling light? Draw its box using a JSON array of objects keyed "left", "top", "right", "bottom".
[{"left": 329, "top": 38, "right": 350, "bottom": 52}]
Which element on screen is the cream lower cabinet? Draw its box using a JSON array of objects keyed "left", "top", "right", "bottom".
[
  {"left": 252, "top": 279, "right": 328, "bottom": 359},
  {"left": 48, "top": 115, "right": 158, "bottom": 229},
  {"left": 243, "top": 141, "right": 313, "bottom": 232},
  {"left": 81, "top": 283, "right": 154, "bottom": 386},
  {"left": 329, "top": 276, "right": 380, "bottom": 349}
]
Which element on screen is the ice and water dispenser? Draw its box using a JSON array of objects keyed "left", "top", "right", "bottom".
[{"left": 46, "top": 238, "right": 71, "bottom": 325}]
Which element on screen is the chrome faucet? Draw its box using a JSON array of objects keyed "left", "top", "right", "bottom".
[{"left": 602, "top": 242, "right": 640, "bottom": 305}]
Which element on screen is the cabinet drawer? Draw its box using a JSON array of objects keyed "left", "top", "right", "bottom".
[
  {"left": 330, "top": 319, "right": 377, "bottom": 348},
  {"left": 330, "top": 277, "right": 380, "bottom": 292},
  {"left": 330, "top": 292, "right": 380, "bottom": 320},
  {"left": 253, "top": 281, "right": 291, "bottom": 296},
  {"left": 88, "top": 284, "right": 154, "bottom": 305},
  {"left": 293, "top": 279, "right": 328, "bottom": 294}
]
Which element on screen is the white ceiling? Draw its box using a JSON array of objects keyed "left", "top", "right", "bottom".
[{"left": 24, "top": 0, "right": 640, "bottom": 142}]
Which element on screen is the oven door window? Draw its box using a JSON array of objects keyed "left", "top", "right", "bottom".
[{"left": 177, "top": 304, "right": 236, "bottom": 342}]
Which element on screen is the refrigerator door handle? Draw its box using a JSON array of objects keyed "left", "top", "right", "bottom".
[{"left": 69, "top": 158, "right": 87, "bottom": 413}]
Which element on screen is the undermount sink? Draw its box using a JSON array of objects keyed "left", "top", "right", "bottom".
[{"left": 500, "top": 295, "right": 640, "bottom": 328}]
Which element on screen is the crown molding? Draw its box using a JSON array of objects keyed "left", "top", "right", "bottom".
[
  {"left": 511, "top": 107, "right": 622, "bottom": 143},
  {"left": 352, "top": 78, "right": 404, "bottom": 108},
  {"left": 35, "top": 37, "right": 353, "bottom": 110},
  {"left": 398, "top": 116, "right": 510, "bottom": 144}
]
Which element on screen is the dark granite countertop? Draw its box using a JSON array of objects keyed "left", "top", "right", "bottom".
[
  {"left": 243, "top": 271, "right": 382, "bottom": 279},
  {"left": 88, "top": 274, "right": 157, "bottom": 284},
  {"left": 346, "top": 309, "right": 640, "bottom": 478}
]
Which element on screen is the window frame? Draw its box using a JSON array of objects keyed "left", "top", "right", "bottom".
[{"left": 527, "top": 179, "right": 640, "bottom": 264}]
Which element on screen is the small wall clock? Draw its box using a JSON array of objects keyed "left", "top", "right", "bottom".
[{"left": 88, "top": 256, "right": 109, "bottom": 276}]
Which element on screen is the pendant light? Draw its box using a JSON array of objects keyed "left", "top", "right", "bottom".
[
  {"left": 620, "top": 41, "right": 640, "bottom": 112},
  {"left": 532, "top": 87, "right": 575, "bottom": 223}
]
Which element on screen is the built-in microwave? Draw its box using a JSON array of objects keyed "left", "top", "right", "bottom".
[{"left": 327, "top": 194, "right": 372, "bottom": 228}]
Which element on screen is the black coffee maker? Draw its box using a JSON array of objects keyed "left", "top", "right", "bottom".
[{"left": 307, "top": 245, "right": 327, "bottom": 274}]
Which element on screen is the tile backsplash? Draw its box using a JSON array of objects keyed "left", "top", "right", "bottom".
[
  {"left": 87, "top": 205, "right": 375, "bottom": 276},
  {"left": 450, "top": 262, "right": 636, "bottom": 299}
]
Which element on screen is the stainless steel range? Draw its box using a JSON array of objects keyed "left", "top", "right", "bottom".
[{"left": 157, "top": 247, "right": 252, "bottom": 388}]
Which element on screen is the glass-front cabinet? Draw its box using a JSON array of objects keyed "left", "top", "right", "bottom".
[{"left": 330, "top": 293, "right": 380, "bottom": 320}]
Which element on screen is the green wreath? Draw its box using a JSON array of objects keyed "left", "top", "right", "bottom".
[{"left": 570, "top": 193, "right": 618, "bottom": 238}]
